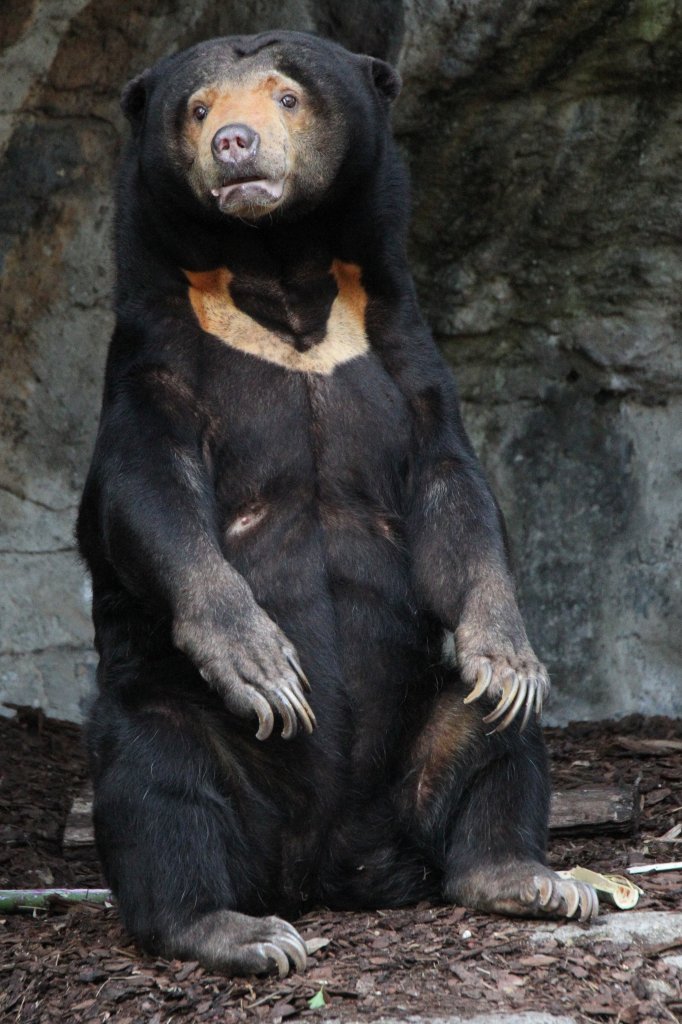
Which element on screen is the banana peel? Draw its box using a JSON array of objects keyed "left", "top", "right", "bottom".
[{"left": 557, "top": 866, "right": 642, "bottom": 909}]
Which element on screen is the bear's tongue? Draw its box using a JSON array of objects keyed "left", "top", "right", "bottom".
[{"left": 211, "top": 178, "right": 284, "bottom": 205}]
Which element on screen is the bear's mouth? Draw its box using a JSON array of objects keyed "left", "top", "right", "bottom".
[{"left": 211, "top": 176, "right": 285, "bottom": 210}]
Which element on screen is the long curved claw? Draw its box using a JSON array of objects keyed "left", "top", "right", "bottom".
[
  {"left": 591, "top": 886, "right": 600, "bottom": 919},
  {"left": 277, "top": 933, "right": 308, "bottom": 973},
  {"left": 253, "top": 695, "right": 275, "bottom": 741},
  {"left": 482, "top": 674, "right": 518, "bottom": 723},
  {"left": 287, "top": 688, "right": 316, "bottom": 734},
  {"left": 581, "top": 884, "right": 599, "bottom": 921},
  {"left": 562, "top": 882, "right": 580, "bottom": 918},
  {"left": 535, "top": 678, "right": 546, "bottom": 716},
  {"left": 259, "top": 941, "right": 291, "bottom": 978},
  {"left": 463, "top": 660, "right": 493, "bottom": 704},
  {"left": 287, "top": 653, "right": 311, "bottom": 693},
  {"left": 535, "top": 875, "right": 554, "bottom": 908},
  {"left": 493, "top": 677, "right": 529, "bottom": 732},
  {"left": 519, "top": 678, "right": 537, "bottom": 731},
  {"left": 272, "top": 689, "right": 298, "bottom": 740}
]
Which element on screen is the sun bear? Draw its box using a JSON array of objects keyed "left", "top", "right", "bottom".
[{"left": 77, "top": 31, "right": 598, "bottom": 978}]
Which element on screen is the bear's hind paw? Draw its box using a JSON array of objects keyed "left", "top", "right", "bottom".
[
  {"left": 170, "top": 910, "right": 308, "bottom": 977},
  {"left": 452, "top": 864, "right": 599, "bottom": 923}
]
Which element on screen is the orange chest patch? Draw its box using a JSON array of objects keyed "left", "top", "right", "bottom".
[{"left": 184, "top": 260, "right": 370, "bottom": 374}]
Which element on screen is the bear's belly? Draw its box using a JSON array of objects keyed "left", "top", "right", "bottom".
[{"left": 209, "top": 351, "right": 430, "bottom": 735}]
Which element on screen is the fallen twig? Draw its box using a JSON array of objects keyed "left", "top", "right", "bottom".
[
  {"left": 0, "top": 888, "right": 113, "bottom": 912},
  {"left": 627, "top": 862, "right": 682, "bottom": 875},
  {"left": 614, "top": 736, "right": 682, "bottom": 756}
]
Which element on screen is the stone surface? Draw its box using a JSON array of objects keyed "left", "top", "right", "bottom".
[
  {"left": 0, "top": 0, "right": 680, "bottom": 722},
  {"left": 530, "top": 910, "right": 682, "bottom": 950},
  {"left": 326, "top": 1016, "right": 577, "bottom": 1024}
]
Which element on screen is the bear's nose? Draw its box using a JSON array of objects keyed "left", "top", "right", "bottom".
[{"left": 211, "top": 123, "right": 259, "bottom": 164}]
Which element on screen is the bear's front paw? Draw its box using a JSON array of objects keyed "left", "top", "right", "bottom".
[
  {"left": 459, "top": 647, "right": 550, "bottom": 732},
  {"left": 174, "top": 607, "right": 315, "bottom": 741}
]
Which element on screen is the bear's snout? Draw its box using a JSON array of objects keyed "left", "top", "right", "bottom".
[{"left": 212, "top": 123, "right": 260, "bottom": 165}]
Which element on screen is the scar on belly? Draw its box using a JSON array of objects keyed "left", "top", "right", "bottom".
[{"left": 184, "top": 261, "right": 369, "bottom": 374}]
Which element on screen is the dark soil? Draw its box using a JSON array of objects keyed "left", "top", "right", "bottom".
[{"left": 1, "top": 709, "right": 680, "bottom": 1024}]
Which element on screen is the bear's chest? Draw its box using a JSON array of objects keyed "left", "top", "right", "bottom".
[
  {"left": 205, "top": 342, "right": 413, "bottom": 514},
  {"left": 185, "top": 260, "right": 370, "bottom": 373},
  {"left": 187, "top": 261, "right": 415, "bottom": 510}
]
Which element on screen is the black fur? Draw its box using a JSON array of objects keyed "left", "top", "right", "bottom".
[{"left": 78, "top": 31, "right": 556, "bottom": 973}]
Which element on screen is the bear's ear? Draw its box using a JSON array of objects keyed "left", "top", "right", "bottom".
[
  {"left": 367, "top": 56, "right": 401, "bottom": 103},
  {"left": 121, "top": 69, "right": 151, "bottom": 127}
]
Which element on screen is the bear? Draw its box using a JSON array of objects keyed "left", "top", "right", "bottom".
[{"left": 77, "top": 30, "right": 598, "bottom": 978}]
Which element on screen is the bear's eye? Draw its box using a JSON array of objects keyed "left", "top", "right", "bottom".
[
  {"left": 280, "top": 94, "right": 298, "bottom": 110},
  {"left": 193, "top": 105, "right": 208, "bottom": 121}
]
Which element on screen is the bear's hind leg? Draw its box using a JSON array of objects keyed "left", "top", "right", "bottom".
[
  {"left": 442, "top": 718, "right": 598, "bottom": 922},
  {"left": 88, "top": 694, "right": 307, "bottom": 976},
  {"left": 405, "top": 688, "right": 598, "bottom": 922}
]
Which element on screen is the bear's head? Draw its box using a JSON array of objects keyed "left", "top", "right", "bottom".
[{"left": 122, "top": 32, "right": 401, "bottom": 222}]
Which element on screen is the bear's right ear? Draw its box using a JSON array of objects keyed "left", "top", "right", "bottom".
[{"left": 121, "top": 69, "right": 151, "bottom": 127}]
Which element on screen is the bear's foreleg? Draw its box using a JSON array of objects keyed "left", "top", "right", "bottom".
[
  {"left": 408, "top": 430, "right": 549, "bottom": 731},
  {"left": 86, "top": 366, "right": 313, "bottom": 740}
]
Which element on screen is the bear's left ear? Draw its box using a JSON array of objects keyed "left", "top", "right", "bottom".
[{"left": 367, "top": 56, "right": 402, "bottom": 103}]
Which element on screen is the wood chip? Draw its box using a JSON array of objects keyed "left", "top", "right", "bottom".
[
  {"left": 656, "top": 823, "right": 682, "bottom": 841},
  {"left": 583, "top": 1002, "right": 618, "bottom": 1016},
  {"left": 304, "top": 937, "right": 331, "bottom": 955},
  {"left": 517, "top": 954, "right": 558, "bottom": 967}
]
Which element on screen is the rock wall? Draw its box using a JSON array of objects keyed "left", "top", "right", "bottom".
[{"left": 1, "top": 0, "right": 680, "bottom": 724}]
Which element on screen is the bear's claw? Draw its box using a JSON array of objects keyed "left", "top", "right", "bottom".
[
  {"left": 525, "top": 873, "right": 598, "bottom": 922},
  {"left": 462, "top": 654, "right": 549, "bottom": 732},
  {"left": 287, "top": 652, "right": 311, "bottom": 693},
  {"left": 176, "top": 604, "right": 316, "bottom": 741}
]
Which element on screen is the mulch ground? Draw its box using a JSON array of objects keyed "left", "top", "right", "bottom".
[{"left": 1, "top": 709, "right": 680, "bottom": 1024}]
